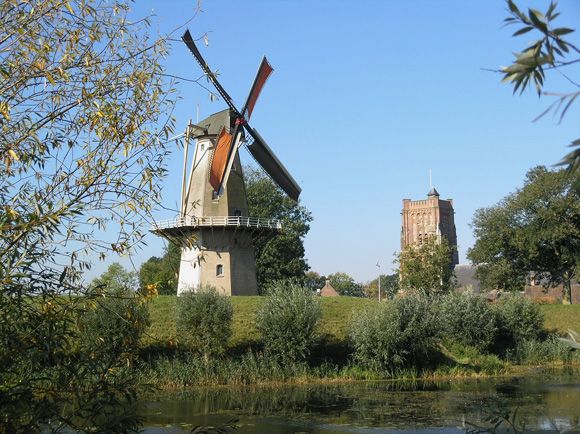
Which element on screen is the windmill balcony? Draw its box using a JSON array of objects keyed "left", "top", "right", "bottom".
[{"left": 151, "top": 215, "right": 282, "bottom": 232}]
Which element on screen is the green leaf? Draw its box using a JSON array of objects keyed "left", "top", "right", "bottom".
[
  {"left": 513, "top": 26, "right": 534, "bottom": 36},
  {"left": 528, "top": 8, "right": 548, "bottom": 33},
  {"left": 553, "top": 27, "right": 574, "bottom": 36}
]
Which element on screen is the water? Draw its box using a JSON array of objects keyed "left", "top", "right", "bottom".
[{"left": 140, "top": 368, "right": 580, "bottom": 433}]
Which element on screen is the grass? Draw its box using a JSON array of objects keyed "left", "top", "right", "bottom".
[
  {"left": 539, "top": 304, "right": 580, "bottom": 333},
  {"left": 143, "top": 295, "right": 375, "bottom": 353},
  {"left": 139, "top": 295, "right": 580, "bottom": 388},
  {"left": 143, "top": 295, "right": 580, "bottom": 351}
]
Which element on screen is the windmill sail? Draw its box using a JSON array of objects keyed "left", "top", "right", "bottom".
[
  {"left": 181, "top": 28, "right": 301, "bottom": 201},
  {"left": 246, "top": 128, "right": 301, "bottom": 201},
  {"left": 209, "top": 126, "right": 234, "bottom": 193},
  {"left": 181, "top": 30, "right": 240, "bottom": 115},
  {"left": 242, "top": 57, "right": 273, "bottom": 121}
]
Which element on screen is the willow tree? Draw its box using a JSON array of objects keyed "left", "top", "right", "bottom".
[
  {"left": 0, "top": 0, "right": 179, "bottom": 431},
  {"left": 397, "top": 236, "right": 456, "bottom": 295}
]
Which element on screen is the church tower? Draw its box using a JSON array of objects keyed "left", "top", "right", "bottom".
[{"left": 401, "top": 187, "right": 459, "bottom": 266}]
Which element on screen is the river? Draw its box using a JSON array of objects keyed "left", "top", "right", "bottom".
[{"left": 140, "top": 368, "right": 580, "bottom": 433}]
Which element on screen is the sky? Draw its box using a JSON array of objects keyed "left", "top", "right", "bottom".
[{"left": 93, "top": 0, "right": 580, "bottom": 283}]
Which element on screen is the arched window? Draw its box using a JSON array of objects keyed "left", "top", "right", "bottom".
[{"left": 216, "top": 264, "right": 224, "bottom": 277}]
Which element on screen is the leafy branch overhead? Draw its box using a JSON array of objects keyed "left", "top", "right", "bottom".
[{"left": 502, "top": 0, "right": 579, "bottom": 179}]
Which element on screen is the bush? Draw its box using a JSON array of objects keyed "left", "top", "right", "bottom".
[
  {"left": 79, "top": 290, "right": 150, "bottom": 364},
  {"left": 176, "top": 286, "right": 233, "bottom": 361},
  {"left": 350, "top": 293, "right": 439, "bottom": 372},
  {"left": 492, "top": 294, "right": 544, "bottom": 348},
  {"left": 506, "top": 335, "right": 579, "bottom": 364},
  {"left": 437, "top": 292, "right": 497, "bottom": 351},
  {"left": 255, "top": 281, "right": 321, "bottom": 363}
]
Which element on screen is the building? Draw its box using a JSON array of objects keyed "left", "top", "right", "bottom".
[
  {"left": 401, "top": 187, "right": 459, "bottom": 266},
  {"left": 151, "top": 110, "right": 280, "bottom": 296}
]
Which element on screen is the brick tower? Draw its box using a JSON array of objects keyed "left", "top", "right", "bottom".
[{"left": 401, "top": 187, "right": 459, "bottom": 265}]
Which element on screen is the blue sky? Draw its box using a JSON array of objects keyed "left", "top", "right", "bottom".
[{"left": 99, "top": 0, "right": 579, "bottom": 283}]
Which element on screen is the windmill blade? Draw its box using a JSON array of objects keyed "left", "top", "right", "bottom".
[
  {"left": 246, "top": 127, "right": 301, "bottom": 201},
  {"left": 241, "top": 57, "right": 273, "bottom": 121},
  {"left": 181, "top": 30, "right": 241, "bottom": 116},
  {"left": 209, "top": 126, "right": 234, "bottom": 193}
]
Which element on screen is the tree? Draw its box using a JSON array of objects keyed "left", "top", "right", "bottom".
[
  {"left": 397, "top": 236, "right": 456, "bottom": 295},
  {"left": 468, "top": 166, "right": 579, "bottom": 303},
  {"left": 304, "top": 270, "right": 326, "bottom": 292},
  {"left": 365, "top": 274, "right": 400, "bottom": 300},
  {"left": 501, "top": 0, "right": 579, "bottom": 183},
  {"left": 92, "top": 262, "right": 138, "bottom": 292},
  {"left": 245, "top": 166, "right": 312, "bottom": 292},
  {"left": 327, "top": 272, "right": 365, "bottom": 297},
  {"left": 139, "top": 242, "right": 180, "bottom": 295},
  {"left": 0, "top": 0, "right": 178, "bottom": 430}
]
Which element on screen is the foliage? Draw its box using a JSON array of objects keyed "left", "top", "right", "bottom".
[
  {"left": 492, "top": 294, "right": 544, "bottom": 349},
  {"left": 245, "top": 167, "right": 312, "bottom": 292},
  {"left": 79, "top": 289, "right": 150, "bottom": 366},
  {"left": 397, "top": 236, "right": 456, "bottom": 295},
  {"left": 506, "top": 335, "right": 578, "bottom": 364},
  {"left": 468, "top": 167, "right": 579, "bottom": 302},
  {"left": 437, "top": 292, "right": 497, "bottom": 352},
  {"left": 501, "top": 0, "right": 579, "bottom": 182},
  {"left": 0, "top": 0, "right": 178, "bottom": 430},
  {"left": 304, "top": 271, "right": 326, "bottom": 292},
  {"left": 328, "top": 272, "right": 365, "bottom": 297},
  {"left": 176, "top": 287, "right": 233, "bottom": 362},
  {"left": 350, "top": 294, "right": 439, "bottom": 372},
  {"left": 255, "top": 281, "right": 321, "bottom": 363},
  {"left": 365, "top": 273, "right": 400, "bottom": 300},
  {"left": 558, "top": 329, "right": 580, "bottom": 350},
  {"left": 92, "top": 262, "right": 138, "bottom": 293},
  {"left": 139, "top": 242, "right": 181, "bottom": 295}
]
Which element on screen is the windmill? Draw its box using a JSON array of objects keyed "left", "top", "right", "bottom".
[{"left": 151, "top": 30, "right": 301, "bottom": 296}]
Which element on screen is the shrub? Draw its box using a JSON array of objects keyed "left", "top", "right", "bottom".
[
  {"left": 176, "top": 286, "right": 233, "bottom": 361},
  {"left": 506, "top": 335, "right": 578, "bottom": 364},
  {"left": 255, "top": 281, "right": 321, "bottom": 363},
  {"left": 79, "top": 290, "right": 150, "bottom": 366},
  {"left": 492, "top": 294, "right": 544, "bottom": 348},
  {"left": 437, "top": 292, "right": 497, "bottom": 351},
  {"left": 350, "top": 293, "right": 439, "bottom": 372}
]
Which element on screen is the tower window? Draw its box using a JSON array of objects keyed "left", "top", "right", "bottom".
[
  {"left": 200, "top": 143, "right": 204, "bottom": 151},
  {"left": 216, "top": 264, "right": 224, "bottom": 277},
  {"left": 212, "top": 190, "right": 219, "bottom": 201}
]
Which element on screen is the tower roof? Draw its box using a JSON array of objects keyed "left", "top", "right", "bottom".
[{"left": 427, "top": 187, "right": 440, "bottom": 197}]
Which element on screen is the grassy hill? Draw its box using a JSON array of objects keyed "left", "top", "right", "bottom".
[{"left": 143, "top": 295, "right": 580, "bottom": 350}]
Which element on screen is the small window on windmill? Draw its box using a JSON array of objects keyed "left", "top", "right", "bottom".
[
  {"left": 200, "top": 143, "right": 204, "bottom": 151},
  {"left": 233, "top": 208, "right": 241, "bottom": 217},
  {"left": 216, "top": 264, "right": 224, "bottom": 277},
  {"left": 212, "top": 190, "right": 219, "bottom": 201}
]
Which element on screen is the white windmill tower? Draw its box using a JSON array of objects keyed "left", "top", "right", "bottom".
[{"left": 152, "top": 30, "right": 301, "bottom": 296}]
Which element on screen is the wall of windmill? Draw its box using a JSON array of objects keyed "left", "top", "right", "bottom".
[{"left": 178, "top": 229, "right": 258, "bottom": 296}]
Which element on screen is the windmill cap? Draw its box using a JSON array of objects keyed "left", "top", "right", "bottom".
[{"left": 428, "top": 187, "right": 440, "bottom": 197}]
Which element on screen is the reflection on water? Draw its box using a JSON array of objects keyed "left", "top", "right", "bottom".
[{"left": 140, "top": 368, "right": 580, "bottom": 433}]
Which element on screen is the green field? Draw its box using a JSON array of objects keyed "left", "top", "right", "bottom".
[
  {"left": 143, "top": 295, "right": 580, "bottom": 350},
  {"left": 540, "top": 304, "right": 580, "bottom": 333}
]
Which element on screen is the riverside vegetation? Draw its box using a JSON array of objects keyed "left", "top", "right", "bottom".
[{"left": 133, "top": 285, "right": 580, "bottom": 389}]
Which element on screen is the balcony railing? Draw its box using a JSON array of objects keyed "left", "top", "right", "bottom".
[{"left": 152, "top": 215, "right": 282, "bottom": 231}]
